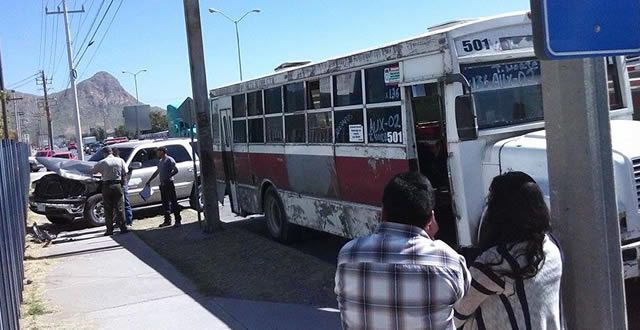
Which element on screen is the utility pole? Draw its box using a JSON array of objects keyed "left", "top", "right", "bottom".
[
  {"left": 7, "top": 93, "right": 23, "bottom": 141},
  {"left": 47, "top": 1, "right": 85, "bottom": 159},
  {"left": 36, "top": 71, "right": 54, "bottom": 149},
  {"left": 183, "top": 0, "right": 223, "bottom": 232},
  {"left": 0, "top": 46, "right": 8, "bottom": 139}
]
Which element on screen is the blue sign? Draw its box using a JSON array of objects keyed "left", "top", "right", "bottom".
[{"left": 531, "top": 0, "right": 640, "bottom": 58}]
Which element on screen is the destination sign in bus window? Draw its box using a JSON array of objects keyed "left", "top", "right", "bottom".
[{"left": 462, "top": 59, "right": 543, "bottom": 129}]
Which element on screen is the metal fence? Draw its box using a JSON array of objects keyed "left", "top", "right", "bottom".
[{"left": 0, "top": 140, "right": 29, "bottom": 330}]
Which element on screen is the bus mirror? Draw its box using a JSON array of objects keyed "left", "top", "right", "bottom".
[{"left": 455, "top": 95, "right": 478, "bottom": 141}]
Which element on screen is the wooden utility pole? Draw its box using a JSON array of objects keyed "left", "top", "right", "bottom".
[
  {"left": 7, "top": 94, "right": 23, "bottom": 141},
  {"left": 36, "top": 71, "right": 54, "bottom": 149},
  {"left": 182, "top": 0, "right": 223, "bottom": 232}
]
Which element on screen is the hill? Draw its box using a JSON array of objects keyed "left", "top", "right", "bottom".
[{"left": 5, "top": 71, "right": 164, "bottom": 142}]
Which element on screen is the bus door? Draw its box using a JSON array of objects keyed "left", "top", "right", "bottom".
[
  {"left": 219, "top": 108, "right": 240, "bottom": 213},
  {"left": 408, "top": 82, "right": 458, "bottom": 247}
]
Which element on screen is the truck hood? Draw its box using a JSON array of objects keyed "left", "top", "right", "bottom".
[
  {"left": 36, "top": 157, "right": 99, "bottom": 182},
  {"left": 507, "top": 120, "right": 640, "bottom": 160}
]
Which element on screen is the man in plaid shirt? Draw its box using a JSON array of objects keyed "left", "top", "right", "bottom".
[{"left": 335, "top": 172, "right": 470, "bottom": 329}]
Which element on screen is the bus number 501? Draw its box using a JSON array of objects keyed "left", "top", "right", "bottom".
[{"left": 387, "top": 132, "right": 403, "bottom": 143}]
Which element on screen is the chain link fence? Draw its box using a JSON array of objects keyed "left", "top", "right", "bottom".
[{"left": 0, "top": 140, "right": 29, "bottom": 329}]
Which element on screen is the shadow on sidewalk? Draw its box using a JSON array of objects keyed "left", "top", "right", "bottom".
[{"left": 111, "top": 212, "right": 345, "bottom": 329}]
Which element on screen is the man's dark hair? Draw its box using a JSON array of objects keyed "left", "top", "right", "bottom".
[
  {"left": 101, "top": 146, "right": 113, "bottom": 155},
  {"left": 382, "top": 172, "right": 435, "bottom": 228},
  {"left": 157, "top": 146, "right": 167, "bottom": 154}
]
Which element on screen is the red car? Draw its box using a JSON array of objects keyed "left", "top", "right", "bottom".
[
  {"left": 52, "top": 152, "right": 77, "bottom": 160},
  {"left": 35, "top": 149, "right": 55, "bottom": 157},
  {"left": 104, "top": 137, "right": 129, "bottom": 145}
]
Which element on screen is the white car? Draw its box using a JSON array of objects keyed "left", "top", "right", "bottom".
[{"left": 29, "top": 138, "right": 201, "bottom": 226}]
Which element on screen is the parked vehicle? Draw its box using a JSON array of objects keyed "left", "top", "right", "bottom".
[
  {"left": 104, "top": 137, "right": 129, "bottom": 145},
  {"left": 52, "top": 152, "right": 77, "bottom": 160},
  {"left": 209, "top": 12, "right": 640, "bottom": 279},
  {"left": 34, "top": 149, "right": 55, "bottom": 157},
  {"left": 28, "top": 157, "right": 44, "bottom": 172},
  {"left": 30, "top": 138, "right": 201, "bottom": 226},
  {"left": 84, "top": 142, "right": 102, "bottom": 155}
]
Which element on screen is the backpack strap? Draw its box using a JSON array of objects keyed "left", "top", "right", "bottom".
[{"left": 497, "top": 245, "right": 532, "bottom": 330}]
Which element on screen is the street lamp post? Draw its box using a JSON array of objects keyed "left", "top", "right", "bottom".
[
  {"left": 208, "top": 8, "right": 260, "bottom": 81},
  {"left": 122, "top": 69, "right": 147, "bottom": 137},
  {"left": 122, "top": 69, "right": 147, "bottom": 103}
]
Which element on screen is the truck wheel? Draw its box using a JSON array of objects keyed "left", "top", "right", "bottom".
[
  {"left": 189, "top": 183, "right": 203, "bottom": 211},
  {"left": 84, "top": 194, "right": 106, "bottom": 227},
  {"left": 46, "top": 215, "right": 74, "bottom": 225},
  {"left": 263, "top": 186, "right": 296, "bottom": 243}
]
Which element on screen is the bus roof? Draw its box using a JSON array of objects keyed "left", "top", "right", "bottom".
[{"left": 210, "top": 11, "right": 529, "bottom": 98}]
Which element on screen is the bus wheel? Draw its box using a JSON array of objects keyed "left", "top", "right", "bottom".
[{"left": 264, "top": 186, "right": 294, "bottom": 243}]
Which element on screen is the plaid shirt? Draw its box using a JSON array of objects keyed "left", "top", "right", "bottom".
[{"left": 335, "top": 222, "right": 470, "bottom": 330}]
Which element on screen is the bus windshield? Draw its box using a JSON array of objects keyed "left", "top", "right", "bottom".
[{"left": 461, "top": 59, "right": 543, "bottom": 129}]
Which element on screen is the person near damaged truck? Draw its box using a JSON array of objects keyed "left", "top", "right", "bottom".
[
  {"left": 146, "top": 146, "right": 182, "bottom": 227},
  {"left": 91, "top": 146, "right": 129, "bottom": 236}
]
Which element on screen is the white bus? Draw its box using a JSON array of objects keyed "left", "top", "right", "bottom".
[{"left": 209, "top": 11, "right": 640, "bottom": 279}]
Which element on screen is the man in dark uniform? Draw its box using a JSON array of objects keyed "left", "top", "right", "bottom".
[
  {"left": 92, "top": 147, "right": 129, "bottom": 236},
  {"left": 113, "top": 148, "right": 133, "bottom": 226},
  {"left": 146, "top": 146, "right": 182, "bottom": 227}
]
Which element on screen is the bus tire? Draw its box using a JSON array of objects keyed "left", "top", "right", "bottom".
[{"left": 263, "top": 186, "right": 295, "bottom": 243}]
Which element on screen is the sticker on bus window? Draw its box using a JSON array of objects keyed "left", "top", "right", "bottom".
[
  {"left": 384, "top": 65, "right": 401, "bottom": 85},
  {"left": 349, "top": 125, "right": 364, "bottom": 142}
]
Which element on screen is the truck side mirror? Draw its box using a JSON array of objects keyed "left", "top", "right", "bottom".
[
  {"left": 455, "top": 95, "right": 478, "bottom": 141},
  {"left": 129, "top": 162, "right": 142, "bottom": 170}
]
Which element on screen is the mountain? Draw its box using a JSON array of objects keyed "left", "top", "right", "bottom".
[{"left": 6, "top": 71, "right": 164, "bottom": 142}]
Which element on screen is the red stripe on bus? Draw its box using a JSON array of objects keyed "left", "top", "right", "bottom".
[
  {"left": 214, "top": 151, "right": 409, "bottom": 206},
  {"left": 335, "top": 156, "right": 410, "bottom": 205}
]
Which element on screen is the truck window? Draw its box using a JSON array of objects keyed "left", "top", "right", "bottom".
[
  {"left": 165, "top": 145, "right": 192, "bottom": 163},
  {"left": 132, "top": 148, "right": 159, "bottom": 168}
]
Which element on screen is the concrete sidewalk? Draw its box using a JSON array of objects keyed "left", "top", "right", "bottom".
[{"left": 39, "top": 228, "right": 341, "bottom": 329}]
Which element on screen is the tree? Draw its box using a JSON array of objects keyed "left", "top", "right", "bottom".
[
  {"left": 149, "top": 111, "right": 169, "bottom": 132},
  {"left": 114, "top": 125, "right": 127, "bottom": 137},
  {"left": 95, "top": 127, "right": 107, "bottom": 141}
]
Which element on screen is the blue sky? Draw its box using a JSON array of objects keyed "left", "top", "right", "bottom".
[{"left": 1, "top": 0, "right": 530, "bottom": 107}]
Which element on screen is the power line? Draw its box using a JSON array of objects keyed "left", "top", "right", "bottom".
[
  {"left": 74, "top": 0, "right": 114, "bottom": 66},
  {"left": 47, "top": 15, "right": 60, "bottom": 79},
  {"left": 7, "top": 73, "right": 39, "bottom": 89},
  {"left": 78, "top": 0, "right": 123, "bottom": 79},
  {"left": 38, "top": 0, "right": 46, "bottom": 69},
  {"left": 74, "top": 0, "right": 107, "bottom": 60},
  {"left": 72, "top": 0, "right": 95, "bottom": 44},
  {"left": 9, "top": 78, "right": 37, "bottom": 91}
]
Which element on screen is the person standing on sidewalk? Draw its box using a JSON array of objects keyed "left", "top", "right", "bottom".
[
  {"left": 335, "top": 172, "right": 470, "bottom": 329},
  {"left": 113, "top": 148, "right": 134, "bottom": 226},
  {"left": 453, "top": 172, "right": 562, "bottom": 330},
  {"left": 146, "top": 146, "right": 182, "bottom": 227},
  {"left": 92, "top": 147, "right": 129, "bottom": 236}
]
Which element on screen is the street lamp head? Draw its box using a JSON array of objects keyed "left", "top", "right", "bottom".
[
  {"left": 252, "top": 9, "right": 261, "bottom": 13},
  {"left": 121, "top": 71, "right": 126, "bottom": 74},
  {"left": 208, "top": 8, "right": 218, "bottom": 13}
]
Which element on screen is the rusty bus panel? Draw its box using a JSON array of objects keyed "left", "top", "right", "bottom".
[{"left": 280, "top": 190, "right": 380, "bottom": 238}]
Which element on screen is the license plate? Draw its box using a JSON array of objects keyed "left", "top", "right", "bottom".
[{"left": 36, "top": 204, "right": 45, "bottom": 212}]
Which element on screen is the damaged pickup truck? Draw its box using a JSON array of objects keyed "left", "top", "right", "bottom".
[{"left": 29, "top": 139, "right": 201, "bottom": 226}]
